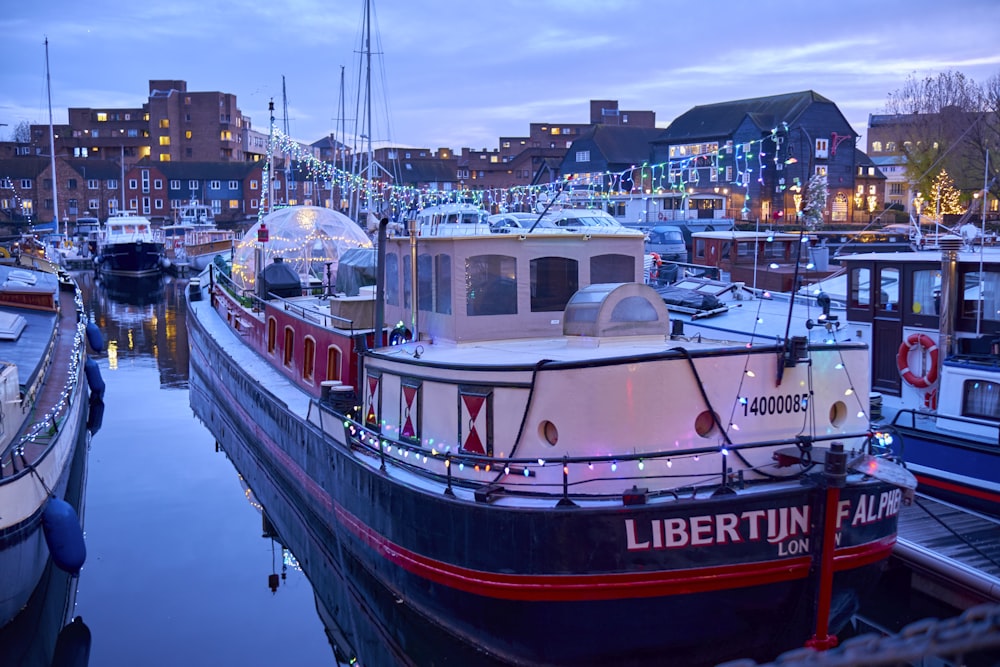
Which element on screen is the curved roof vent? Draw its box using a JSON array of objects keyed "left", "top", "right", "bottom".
[{"left": 563, "top": 283, "right": 671, "bottom": 337}]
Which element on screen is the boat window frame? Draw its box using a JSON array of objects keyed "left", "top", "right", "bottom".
[
  {"left": 302, "top": 335, "right": 316, "bottom": 383},
  {"left": 283, "top": 326, "right": 294, "bottom": 368}
]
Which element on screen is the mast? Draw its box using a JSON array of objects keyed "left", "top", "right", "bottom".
[
  {"left": 267, "top": 98, "right": 275, "bottom": 216},
  {"left": 364, "top": 0, "right": 374, "bottom": 218},
  {"left": 338, "top": 66, "right": 347, "bottom": 190},
  {"left": 45, "top": 37, "right": 59, "bottom": 230},
  {"left": 282, "top": 75, "right": 291, "bottom": 205}
]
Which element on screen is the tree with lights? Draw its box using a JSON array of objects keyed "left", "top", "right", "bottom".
[
  {"left": 800, "top": 173, "right": 828, "bottom": 230},
  {"left": 929, "top": 169, "right": 964, "bottom": 216}
]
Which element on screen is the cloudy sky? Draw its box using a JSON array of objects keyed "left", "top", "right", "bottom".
[{"left": 4, "top": 0, "right": 1000, "bottom": 152}]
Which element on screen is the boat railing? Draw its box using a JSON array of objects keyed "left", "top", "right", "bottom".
[
  {"left": 889, "top": 408, "right": 1000, "bottom": 446},
  {"left": 211, "top": 267, "right": 360, "bottom": 332},
  {"left": 332, "top": 411, "right": 883, "bottom": 501},
  {"left": 1, "top": 289, "right": 87, "bottom": 464}
]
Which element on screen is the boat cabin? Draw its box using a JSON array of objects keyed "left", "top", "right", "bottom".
[
  {"left": 380, "top": 231, "right": 647, "bottom": 343},
  {"left": 690, "top": 230, "right": 838, "bottom": 292},
  {"left": 838, "top": 245, "right": 1000, "bottom": 400}
]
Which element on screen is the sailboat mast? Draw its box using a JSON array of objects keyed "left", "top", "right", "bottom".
[
  {"left": 45, "top": 37, "right": 59, "bottom": 230},
  {"left": 364, "top": 0, "right": 374, "bottom": 216},
  {"left": 267, "top": 98, "right": 275, "bottom": 216},
  {"left": 282, "top": 75, "right": 291, "bottom": 205},
  {"left": 339, "top": 66, "right": 347, "bottom": 190}
]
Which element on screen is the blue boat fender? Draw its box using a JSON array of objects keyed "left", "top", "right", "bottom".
[
  {"left": 42, "top": 496, "right": 87, "bottom": 575},
  {"left": 85, "top": 321, "right": 104, "bottom": 353},
  {"left": 87, "top": 398, "right": 105, "bottom": 435},
  {"left": 51, "top": 616, "right": 92, "bottom": 667},
  {"left": 84, "top": 358, "right": 105, "bottom": 400}
]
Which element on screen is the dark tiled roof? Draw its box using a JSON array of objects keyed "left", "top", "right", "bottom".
[
  {"left": 586, "top": 126, "right": 664, "bottom": 164},
  {"left": 397, "top": 159, "right": 457, "bottom": 186},
  {"left": 854, "top": 149, "right": 886, "bottom": 178},
  {"left": 0, "top": 157, "right": 49, "bottom": 178},
  {"left": 147, "top": 161, "right": 260, "bottom": 179},
  {"left": 65, "top": 159, "right": 122, "bottom": 179},
  {"left": 662, "top": 90, "right": 834, "bottom": 142}
]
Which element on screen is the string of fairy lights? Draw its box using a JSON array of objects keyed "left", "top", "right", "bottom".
[{"left": 260, "top": 122, "right": 804, "bottom": 221}]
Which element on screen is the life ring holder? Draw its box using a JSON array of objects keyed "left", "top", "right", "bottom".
[{"left": 896, "top": 333, "right": 939, "bottom": 389}]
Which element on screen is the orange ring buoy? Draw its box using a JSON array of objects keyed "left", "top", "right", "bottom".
[{"left": 896, "top": 333, "right": 939, "bottom": 389}]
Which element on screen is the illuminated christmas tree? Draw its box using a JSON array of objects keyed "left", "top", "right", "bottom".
[
  {"left": 801, "top": 174, "right": 828, "bottom": 230},
  {"left": 929, "top": 169, "right": 963, "bottom": 216}
]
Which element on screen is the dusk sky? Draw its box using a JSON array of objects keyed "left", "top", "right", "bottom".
[{"left": 4, "top": 0, "right": 1000, "bottom": 152}]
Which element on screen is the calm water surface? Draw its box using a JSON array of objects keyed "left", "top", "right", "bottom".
[{"left": 71, "top": 271, "right": 335, "bottom": 667}]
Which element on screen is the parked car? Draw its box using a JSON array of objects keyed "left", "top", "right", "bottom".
[{"left": 645, "top": 225, "right": 687, "bottom": 262}]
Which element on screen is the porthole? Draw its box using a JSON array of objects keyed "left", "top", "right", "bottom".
[
  {"left": 540, "top": 420, "right": 559, "bottom": 446},
  {"left": 829, "top": 401, "right": 847, "bottom": 428},
  {"left": 694, "top": 410, "right": 719, "bottom": 438}
]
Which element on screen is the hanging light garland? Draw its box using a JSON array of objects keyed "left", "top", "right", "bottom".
[{"left": 263, "top": 125, "right": 790, "bottom": 219}]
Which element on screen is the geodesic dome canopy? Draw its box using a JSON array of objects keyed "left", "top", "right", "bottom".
[{"left": 231, "top": 206, "right": 373, "bottom": 291}]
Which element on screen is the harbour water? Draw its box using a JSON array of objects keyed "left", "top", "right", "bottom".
[{"left": 3, "top": 269, "right": 996, "bottom": 666}]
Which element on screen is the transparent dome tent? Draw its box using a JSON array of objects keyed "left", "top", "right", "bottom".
[{"left": 231, "top": 206, "right": 373, "bottom": 291}]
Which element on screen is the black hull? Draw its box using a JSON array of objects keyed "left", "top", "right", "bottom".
[
  {"left": 187, "top": 300, "right": 901, "bottom": 666},
  {"left": 97, "top": 241, "right": 164, "bottom": 277}
]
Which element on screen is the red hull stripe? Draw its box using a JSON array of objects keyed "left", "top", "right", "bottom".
[
  {"left": 916, "top": 474, "right": 1000, "bottom": 504},
  {"left": 334, "top": 504, "right": 896, "bottom": 602}
]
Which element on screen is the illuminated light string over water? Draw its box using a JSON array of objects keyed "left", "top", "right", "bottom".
[{"left": 261, "top": 122, "right": 798, "bottom": 221}]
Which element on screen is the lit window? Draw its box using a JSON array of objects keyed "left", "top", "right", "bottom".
[
  {"left": 159, "top": 119, "right": 169, "bottom": 129},
  {"left": 96, "top": 112, "right": 107, "bottom": 122},
  {"left": 159, "top": 136, "right": 170, "bottom": 146}
]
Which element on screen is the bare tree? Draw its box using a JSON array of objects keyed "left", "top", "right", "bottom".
[
  {"left": 884, "top": 71, "right": 988, "bottom": 197},
  {"left": 12, "top": 121, "right": 32, "bottom": 143}
]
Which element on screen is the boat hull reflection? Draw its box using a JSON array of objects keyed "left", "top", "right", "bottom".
[{"left": 189, "top": 363, "right": 513, "bottom": 667}]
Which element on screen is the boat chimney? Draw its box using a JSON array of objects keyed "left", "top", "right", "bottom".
[
  {"left": 408, "top": 217, "right": 419, "bottom": 342},
  {"left": 938, "top": 235, "right": 963, "bottom": 370}
]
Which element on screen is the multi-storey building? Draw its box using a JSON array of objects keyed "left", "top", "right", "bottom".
[{"left": 653, "top": 91, "right": 861, "bottom": 224}]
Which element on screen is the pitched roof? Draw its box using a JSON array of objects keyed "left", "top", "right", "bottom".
[
  {"left": 584, "top": 125, "right": 664, "bottom": 164},
  {"left": 661, "top": 90, "right": 835, "bottom": 142},
  {"left": 66, "top": 159, "right": 122, "bottom": 179},
  {"left": 142, "top": 160, "right": 260, "bottom": 179},
  {"left": 0, "top": 157, "right": 49, "bottom": 178}
]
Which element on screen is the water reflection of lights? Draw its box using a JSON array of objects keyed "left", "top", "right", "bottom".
[{"left": 107, "top": 340, "right": 118, "bottom": 371}]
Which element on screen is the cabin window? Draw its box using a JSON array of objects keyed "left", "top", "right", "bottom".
[
  {"left": 467, "top": 254, "right": 517, "bottom": 316},
  {"left": 326, "top": 346, "right": 342, "bottom": 382},
  {"left": 962, "top": 379, "right": 1000, "bottom": 421},
  {"left": 960, "top": 270, "right": 1000, "bottom": 323},
  {"left": 283, "top": 326, "right": 294, "bottom": 367},
  {"left": 849, "top": 267, "right": 871, "bottom": 309},
  {"left": 694, "top": 239, "right": 707, "bottom": 260},
  {"left": 417, "top": 253, "right": 433, "bottom": 312},
  {"left": 303, "top": 337, "right": 316, "bottom": 382},
  {"left": 399, "top": 379, "right": 421, "bottom": 444},
  {"left": 590, "top": 254, "right": 634, "bottom": 284},
  {"left": 435, "top": 254, "right": 452, "bottom": 315},
  {"left": 530, "top": 257, "right": 578, "bottom": 312},
  {"left": 266, "top": 319, "right": 277, "bottom": 354},
  {"left": 876, "top": 268, "right": 899, "bottom": 312},
  {"left": 763, "top": 241, "right": 787, "bottom": 261},
  {"left": 910, "top": 269, "right": 940, "bottom": 317},
  {"left": 385, "top": 252, "right": 399, "bottom": 306}
]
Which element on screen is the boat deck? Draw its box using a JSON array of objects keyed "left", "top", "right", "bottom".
[{"left": 895, "top": 496, "right": 1000, "bottom": 605}]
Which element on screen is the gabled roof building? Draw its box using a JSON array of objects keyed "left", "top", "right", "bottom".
[{"left": 653, "top": 91, "right": 862, "bottom": 224}]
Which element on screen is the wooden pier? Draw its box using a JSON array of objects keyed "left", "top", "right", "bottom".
[{"left": 894, "top": 495, "right": 1000, "bottom": 608}]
